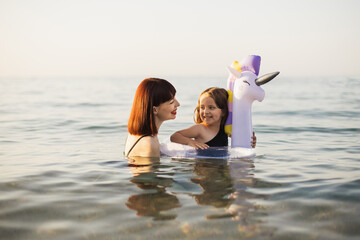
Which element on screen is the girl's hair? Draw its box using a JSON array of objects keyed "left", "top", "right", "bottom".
[
  {"left": 193, "top": 87, "right": 229, "bottom": 128},
  {"left": 128, "top": 78, "right": 176, "bottom": 135}
]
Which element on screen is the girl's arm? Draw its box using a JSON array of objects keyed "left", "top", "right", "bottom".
[
  {"left": 251, "top": 131, "right": 257, "bottom": 148},
  {"left": 228, "top": 132, "right": 257, "bottom": 148},
  {"left": 170, "top": 125, "right": 209, "bottom": 150}
]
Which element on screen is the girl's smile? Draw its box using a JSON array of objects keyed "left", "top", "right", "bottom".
[{"left": 199, "top": 93, "right": 224, "bottom": 126}]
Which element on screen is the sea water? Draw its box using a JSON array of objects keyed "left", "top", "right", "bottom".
[{"left": 0, "top": 76, "right": 359, "bottom": 239}]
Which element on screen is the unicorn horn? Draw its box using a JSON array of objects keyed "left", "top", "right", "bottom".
[{"left": 255, "top": 72, "right": 280, "bottom": 86}]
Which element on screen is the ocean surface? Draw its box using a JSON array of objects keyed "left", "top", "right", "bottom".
[{"left": 0, "top": 76, "right": 359, "bottom": 240}]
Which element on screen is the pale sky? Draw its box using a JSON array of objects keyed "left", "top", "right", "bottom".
[{"left": 0, "top": 0, "right": 359, "bottom": 78}]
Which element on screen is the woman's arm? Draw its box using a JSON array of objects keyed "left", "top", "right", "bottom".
[{"left": 170, "top": 125, "right": 209, "bottom": 150}]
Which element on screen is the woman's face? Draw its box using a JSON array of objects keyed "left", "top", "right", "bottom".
[
  {"left": 199, "top": 93, "right": 224, "bottom": 126},
  {"left": 153, "top": 97, "right": 180, "bottom": 122}
]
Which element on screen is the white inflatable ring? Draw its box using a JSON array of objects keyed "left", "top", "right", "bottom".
[{"left": 160, "top": 141, "right": 255, "bottom": 159}]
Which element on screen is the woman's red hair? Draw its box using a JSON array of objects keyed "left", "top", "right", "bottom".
[{"left": 128, "top": 78, "right": 176, "bottom": 136}]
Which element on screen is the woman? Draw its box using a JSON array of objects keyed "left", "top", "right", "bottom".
[{"left": 124, "top": 78, "right": 180, "bottom": 158}]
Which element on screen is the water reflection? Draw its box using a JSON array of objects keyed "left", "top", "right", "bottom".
[
  {"left": 190, "top": 159, "right": 233, "bottom": 209},
  {"left": 126, "top": 157, "right": 181, "bottom": 220},
  {"left": 189, "top": 158, "right": 265, "bottom": 228},
  {"left": 227, "top": 159, "right": 259, "bottom": 222},
  {"left": 125, "top": 155, "right": 266, "bottom": 229}
]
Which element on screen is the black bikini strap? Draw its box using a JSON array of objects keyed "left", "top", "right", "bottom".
[{"left": 126, "top": 134, "right": 151, "bottom": 157}]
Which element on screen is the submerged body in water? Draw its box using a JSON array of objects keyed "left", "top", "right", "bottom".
[{"left": 0, "top": 77, "right": 359, "bottom": 239}]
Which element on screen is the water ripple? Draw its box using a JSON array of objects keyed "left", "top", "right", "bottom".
[
  {"left": 1, "top": 77, "right": 359, "bottom": 240},
  {"left": 258, "top": 126, "right": 360, "bottom": 134}
]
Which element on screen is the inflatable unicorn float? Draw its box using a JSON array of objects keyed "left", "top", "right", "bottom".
[
  {"left": 161, "top": 55, "right": 279, "bottom": 159},
  {"left": 225, "top": 55, "right": 279, "bottom": 148}
]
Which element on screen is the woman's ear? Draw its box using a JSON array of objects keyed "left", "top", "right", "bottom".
[{"left": 153, "top": 106, "right": 158, "bottom": 115}]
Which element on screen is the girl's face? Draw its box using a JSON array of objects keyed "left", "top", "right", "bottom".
[
  {"left": 199, "top": 93, "right": 224, "bottom": 126},
  {"left": 154, "top": 97, "right": 180, "bottom": 122}
]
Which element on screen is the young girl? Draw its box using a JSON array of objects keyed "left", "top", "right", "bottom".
[{"left": 171, "top": 87, "right": 256, "bottom": 149}]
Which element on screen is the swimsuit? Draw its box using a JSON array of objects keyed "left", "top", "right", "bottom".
[
  {"left": 196, "top": 128, "right": 229, "bottom": 157},
  {"left": 205, "top": 128, "right": 228, "bottom": 147},
  {"left": 126, "top": 134, "right": 150, "bottom": 157}
]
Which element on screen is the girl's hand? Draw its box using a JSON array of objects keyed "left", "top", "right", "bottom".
[
  {"left": 188, "top": 139, "right": 209, "bottom": 150},
  {"left": 251, "top": 132, "right": 257, "bottom": 148}
]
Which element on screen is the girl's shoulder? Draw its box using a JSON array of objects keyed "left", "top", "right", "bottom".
[
  {"left": 178, "top": 123, "right": 206, "bottom": 132},
  {"left": 192, "top": 123, "right": 207, "bottom": 131}
]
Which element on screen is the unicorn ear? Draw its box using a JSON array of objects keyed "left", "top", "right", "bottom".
[{"left": 227, "top": 66, "right": 242, "bottom": 79}]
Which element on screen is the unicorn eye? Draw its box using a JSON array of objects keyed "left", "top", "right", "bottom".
[{"left": 243, "top": 80, "right": 250, "bottom": 86}]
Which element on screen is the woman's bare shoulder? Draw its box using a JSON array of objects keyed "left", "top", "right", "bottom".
[
  {"left": 125, "top": 134, "right": 160, "bottom": 157},
  {"left": 137, "top": 135, "right": 157, "bottom": 147}
]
